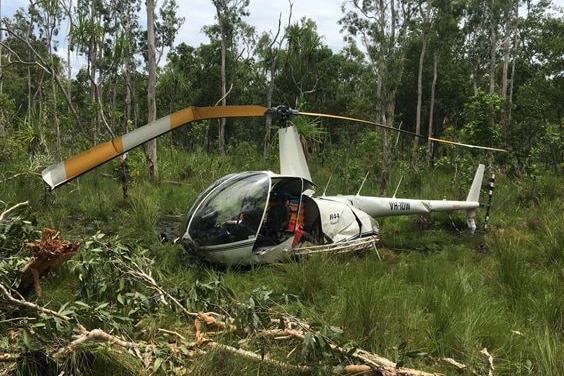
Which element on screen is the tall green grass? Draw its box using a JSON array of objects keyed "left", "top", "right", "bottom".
[{"left": 2, "top": 141, "right": 563, "bottom": 375}]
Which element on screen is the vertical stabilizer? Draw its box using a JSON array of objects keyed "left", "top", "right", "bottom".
[
  {"left": 466, "top": 164, "right": 485, "bottom": 202},
  {"left": 465, "top": 164, "right": 485, "bottom": 234},
  {"left": 279, "top": 126, "right": 312, "bottom": 181}
]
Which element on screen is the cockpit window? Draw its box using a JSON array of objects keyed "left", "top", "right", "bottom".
[{"left": 188, "top": 172, "right": 270, "bottom": 246}]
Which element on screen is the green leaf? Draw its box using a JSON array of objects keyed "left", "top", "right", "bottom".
[
  {"left": 74, "top": 301, "right": 90, "bottom": 308},
  {"left": 22, "top": 330, "right": 31, "bottom": 349},
  {"left": 154, "top": 357, "right": 163, "bottom": 372}
]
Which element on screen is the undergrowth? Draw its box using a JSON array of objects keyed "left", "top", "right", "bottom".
[{"left": 1, "top": 144, "right": 562, "bottom": 375}]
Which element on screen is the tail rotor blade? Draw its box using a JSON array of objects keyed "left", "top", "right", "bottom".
[{"left": 42, "top": 105, "right": 268, "bottom": 189}]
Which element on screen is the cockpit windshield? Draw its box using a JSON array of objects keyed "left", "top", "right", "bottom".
[{"left": 187, "top": 172, "right": 270, "bottom": 247}]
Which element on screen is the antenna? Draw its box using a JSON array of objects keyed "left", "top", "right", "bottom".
[
  {"left": 356, "top": 172, "right": 370, "bottom": 196},
  {"left": 392, "top": 176, "right": 404, "bottom": 198},
  {"left": 483, "top": 173, "right": 495, "bottom": 230},
  {"left": 322, "top": 174, "right": 333, "bottom": 196}
]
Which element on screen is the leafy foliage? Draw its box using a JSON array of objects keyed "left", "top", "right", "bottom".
[{"left": 1, "top": 0, "right": 563, "bottom": 374}]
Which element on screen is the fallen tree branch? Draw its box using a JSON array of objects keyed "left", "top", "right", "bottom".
[
  {"left": 53, "top": 327, "right": 143, "bottom": 359},
  {"left": 0, "top": 353, "right": 20, "bottom": 362},
  {"left": 0, "top": 201, "right": 29, "bottom": 222},
  {"left": 264, "top": 316, "right": 443, "bottom": 376},
  {"left": 440, "top": 357, "right": 467, "bottom": 372},
  {"left": 0, "top": 283, "right": 72, "bottom": 322},
  {"left": 480, "top": 348, "right": 495, "bottom": 376},
  {"left": 206, "top": 341, "right": 311, "bottom": 373}
]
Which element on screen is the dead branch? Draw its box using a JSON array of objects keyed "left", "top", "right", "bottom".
[
  {"left": 157, "top": 328, "right": 186, "bottom": 340},
  {"left": 0, "top": 353, "right": 20, "bottom": 362},
  {"left": 265, "top": 316, "right": 443, "bottom": 376},
  {"left": 214, "top": 82, "right": 234, "bottom": 107},
  {"left": 341, "top": 364, "right": 374, "bottom": 374},
  {"left": 440, "top": 357, "right": 467, "bottom": 372},
  {"left": 480, "top": 348, "right": 495, "bottom": 376},
  {"left": 126, "top": 260, "right": 168, "bottom": 306},
  {"left": 53, "top": 327, "right": 143, "bottom": 359},
  {"left": 0, "top": 201, "right": 29, "bottom": 222},
  {"left": 206, "top": 341, "right": 311, "bottom": 373},
  {"left": 0, "top": 283, "right": 71, "bottom": 322},
  {"left": 196, "top": 311, "right": 237, "bottom": 333}
]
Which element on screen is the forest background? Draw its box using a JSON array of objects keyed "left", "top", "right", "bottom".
[{"left": 0, "top": 0, "right": 562, "bottom": 375}]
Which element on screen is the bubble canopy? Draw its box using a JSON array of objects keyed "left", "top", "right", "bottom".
[{"left": 186, "top": 172, "right": 271, "bottom": 247}]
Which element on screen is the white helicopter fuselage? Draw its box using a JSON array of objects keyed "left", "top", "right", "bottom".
[
  {"left": 39, "top": 102, "right": 489, "bottom": 267},
  {"left": 178, "top": 170, "right": 380, "bottom": 266},
  {"left": 178, "top": 125, "right": 485, "bottom": 266}
]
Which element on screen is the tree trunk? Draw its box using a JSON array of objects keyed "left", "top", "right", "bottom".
[
  {"left": 0, "top": 0, "right": 3, "bottom": 136},
  {"left": 89, "top": 33, "right": 98, "bottom": 142},
  {"left": 263, "top": 12, "right": 286, "bottom": 160},
  {"left": 264, "top": 55, "right": 276, "bottom": 160},
  {"left": 414, "top": 3, "right": 430, "bottom": 149},
  {"left": 488, "top": 0, "right": 496, "bottom": 95},
  {"left": 121, "top": 58, "right": 132, "bottom": 199},
  {"left": 427, "top": 51, "right": 438, "bottom": 166},
  {"left": 507, "top": 55, "right": 515, "bottom": 127},
  {"left": 218, "top": 18, "right": 227, "bottom": 155},
  {"left": 415, "top": 35, "right": 426, "bottom": 147},
  {"left": 146, "top": 0, "right": 158, "bottom": 179},
  {"left": 501, "top": 19, "right": 511, "bottom": 130}
]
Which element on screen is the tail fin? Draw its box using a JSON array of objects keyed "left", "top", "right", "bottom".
[
  {"left": 466, "top": 164, "right": 485, "bottom": 202},
  {"left": 465, "top": 164, "right": 485, "bottom": 234},
  {"left": 279, "top": 125, "right": 312, "bottom": 181}
]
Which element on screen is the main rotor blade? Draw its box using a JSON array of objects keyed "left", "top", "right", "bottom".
[
  {"left": 298, "top": 110, "right": 507, "bottom": 153},
  {"left": 428, "top": 137, "right": 507, "bottom": 152},
  {"left": 299, "top": 111, "right": 425, "bottom": 139},
  {"left": 42, "top": 105, "right": 268, "bottom": 189}
]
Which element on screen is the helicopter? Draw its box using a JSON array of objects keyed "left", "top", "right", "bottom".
[{"left": 41, "top": 105, "right": 504, "bottom": 266}]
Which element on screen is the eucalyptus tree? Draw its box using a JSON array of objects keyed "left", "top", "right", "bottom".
[
  {"left": 412, "top": 0, "right": 432, "bottom": 150},
  {"left": 256, "top": 4, "right": 292, "bottom": 159},
  {"left": 31, "top": 0, "right": 64, "bottom": 154},
  {"left": 0, "top": 0, "right": 5, "bottom": 136},
  {"left": 144, "top": 0, "right": 182, "bottom": 178},
  {"left": 399, "top": 0, "right": 466, "bottom": 164},
  {"left": 146, "top": 0, "right": 157, "bottom": 178},
  {"left": 205, "top": 0, "right": 254, "bottom": 154},
  {"left": 424, "top": 0, "right": 466, "bottom": 165},
  {"left": 109, "top": 0, "right": 142, "bottom": 196},
  {"left": 510, "top": 1, "right": 563, "bottom": 172},
  {"left": 341, "top": 0, "right": 415, "bottom": 192},
  {"left": 0, "top": 5, "right": 80, "bottom": 156}
]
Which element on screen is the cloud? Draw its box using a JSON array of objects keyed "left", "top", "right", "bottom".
[{"left": 171, "top": 0, "right": 347, "bottom": 51}]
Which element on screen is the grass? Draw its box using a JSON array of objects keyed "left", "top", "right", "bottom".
[{"left": 2, "top": 143, "right": 563, "bottom": 375}]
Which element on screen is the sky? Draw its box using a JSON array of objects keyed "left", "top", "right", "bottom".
[
  {"left": 177, "top": 0, "right": 349, "bottom": 51},
  {"left": 2, "top": 0, "right": 563, "bottom": 70},
  {"left": 2, "top": 0, "right": 350, "bottom": 71}
]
